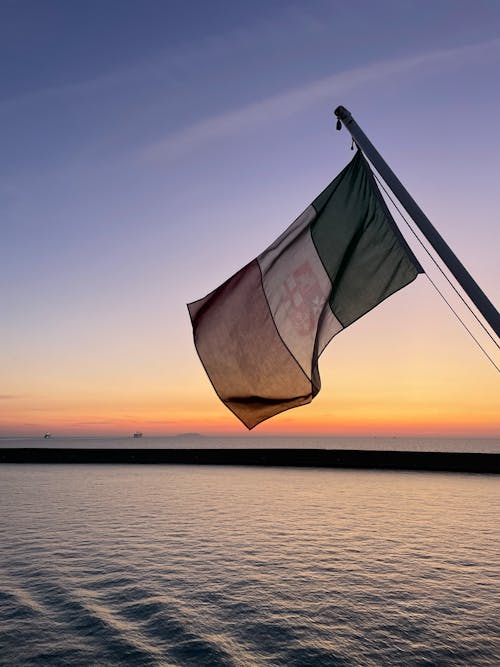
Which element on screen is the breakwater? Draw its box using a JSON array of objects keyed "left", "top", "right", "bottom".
[{"left": 0, "top": 448, "right": 498, "bottom": 473}]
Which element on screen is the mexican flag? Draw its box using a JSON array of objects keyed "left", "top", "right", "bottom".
[{"left": 188, "top": 150, "right": 422, "bottom": 429}]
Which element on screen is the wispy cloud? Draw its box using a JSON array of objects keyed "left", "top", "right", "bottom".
[
  {"left": 0, "top": 5, "right": 320, "bottom": 113},
  {"left": 144, "top": 37, "right": 500, "bottom": 161}
]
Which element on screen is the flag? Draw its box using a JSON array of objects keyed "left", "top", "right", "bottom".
[{"left": 188, "top": 150, "right": 423, "bottom": 429}]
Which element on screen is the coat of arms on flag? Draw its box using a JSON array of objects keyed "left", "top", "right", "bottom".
[{"left": 282, "top": 262, "right": 326, "bottom": 336}]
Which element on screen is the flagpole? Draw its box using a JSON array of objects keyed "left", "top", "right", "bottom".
[{"left": 335, "top": 105, "right": 500, "bottom": 338}]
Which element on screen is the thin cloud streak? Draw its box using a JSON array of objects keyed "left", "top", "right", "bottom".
[
  {"left": 0, "top": 6, "right": 317, "bottom": 112},
  {"left": 145, "top": 37, "right": 500, "bottom": 161}
]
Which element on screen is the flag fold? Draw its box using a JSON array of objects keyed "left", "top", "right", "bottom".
[{"left": 188, "top": 150, "right": 422, "bottom": 428}]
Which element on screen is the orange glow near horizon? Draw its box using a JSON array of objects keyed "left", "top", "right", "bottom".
[
  {"left": 2, "top": 273, "right": 498, "bottom": 440},
  {"left": 2, "top": 345, "right": 499, "bottom": 439},
  {"left": 2, "top": 383, "right": 498, "bottom": 438}
]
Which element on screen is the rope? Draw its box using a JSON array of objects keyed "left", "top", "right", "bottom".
[{"left": 371, "top": 171, "right": 499, "bottom": 373}]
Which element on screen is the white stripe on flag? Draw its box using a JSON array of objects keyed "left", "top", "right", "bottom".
[{"left": 258, "top": 206, "right": 343, "bottom": 383}]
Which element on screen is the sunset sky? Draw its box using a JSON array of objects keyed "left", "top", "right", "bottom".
[{"left": 1, "top": 1, "right": 499, "bottom": 438}]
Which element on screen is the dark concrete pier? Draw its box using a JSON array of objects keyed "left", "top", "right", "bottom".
[{"left": 0, "top": 448, "right": 498, "bottom": 473}]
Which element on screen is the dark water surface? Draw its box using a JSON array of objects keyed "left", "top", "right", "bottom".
[{"left": 1, "top": 464, "right": 499, "bottom": 666}]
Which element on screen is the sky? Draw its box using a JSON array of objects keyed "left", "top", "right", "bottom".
[{"left": 1, "top": 0, "right": 499, "bottom": 438}]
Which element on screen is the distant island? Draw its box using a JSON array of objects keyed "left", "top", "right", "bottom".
[{"left": 128, "top": 433, "right": 204, "bottom": 439}]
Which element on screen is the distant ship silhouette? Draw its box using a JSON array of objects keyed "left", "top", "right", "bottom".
[{"left": 132, "top": 432, "right": 143, "bottom": 438}]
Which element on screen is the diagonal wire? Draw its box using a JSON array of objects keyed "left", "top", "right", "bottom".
[
  {"left": 417, "top": 266, "right": 498, "bottom": 372},
  {"left": 373, "top": 171, "right": 499, "bottom": 349},
  {"left": 373, "top": 172, "right": 500, "bottom": 348},
  {"left": 371, "top": 171, "right": 499, "bottom": 373}
]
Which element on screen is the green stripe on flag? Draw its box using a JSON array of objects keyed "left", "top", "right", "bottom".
[{"left": 311, "top": 151, "right": 422, "bottom": 328}]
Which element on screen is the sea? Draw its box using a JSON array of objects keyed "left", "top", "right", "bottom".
[{"left": 1, "top": 436, "right": 499, "bottom": 666}]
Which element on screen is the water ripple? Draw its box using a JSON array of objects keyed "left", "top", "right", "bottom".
[{"left": 0, "top": 464, "right": 499, "bottom": 666}]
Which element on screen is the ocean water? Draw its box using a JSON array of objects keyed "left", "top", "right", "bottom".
[
  {"left": 1, "top": 434, "right": 499, "bottom": 452},
  {"left": 1, "top": 461, "right": 499, "bottom": 666}
]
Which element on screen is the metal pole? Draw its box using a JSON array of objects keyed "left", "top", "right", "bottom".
[{"left": 335, "top": 106, "right": 500, "bottom": 339}]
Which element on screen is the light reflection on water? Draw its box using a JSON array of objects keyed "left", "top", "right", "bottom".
[{"left": 0, "top": 464, "right": 499, "bottom": 666}]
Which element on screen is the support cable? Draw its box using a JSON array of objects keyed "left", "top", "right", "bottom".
[{"left": 372, "top": 171, "right": 499, "bottom": 373}]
